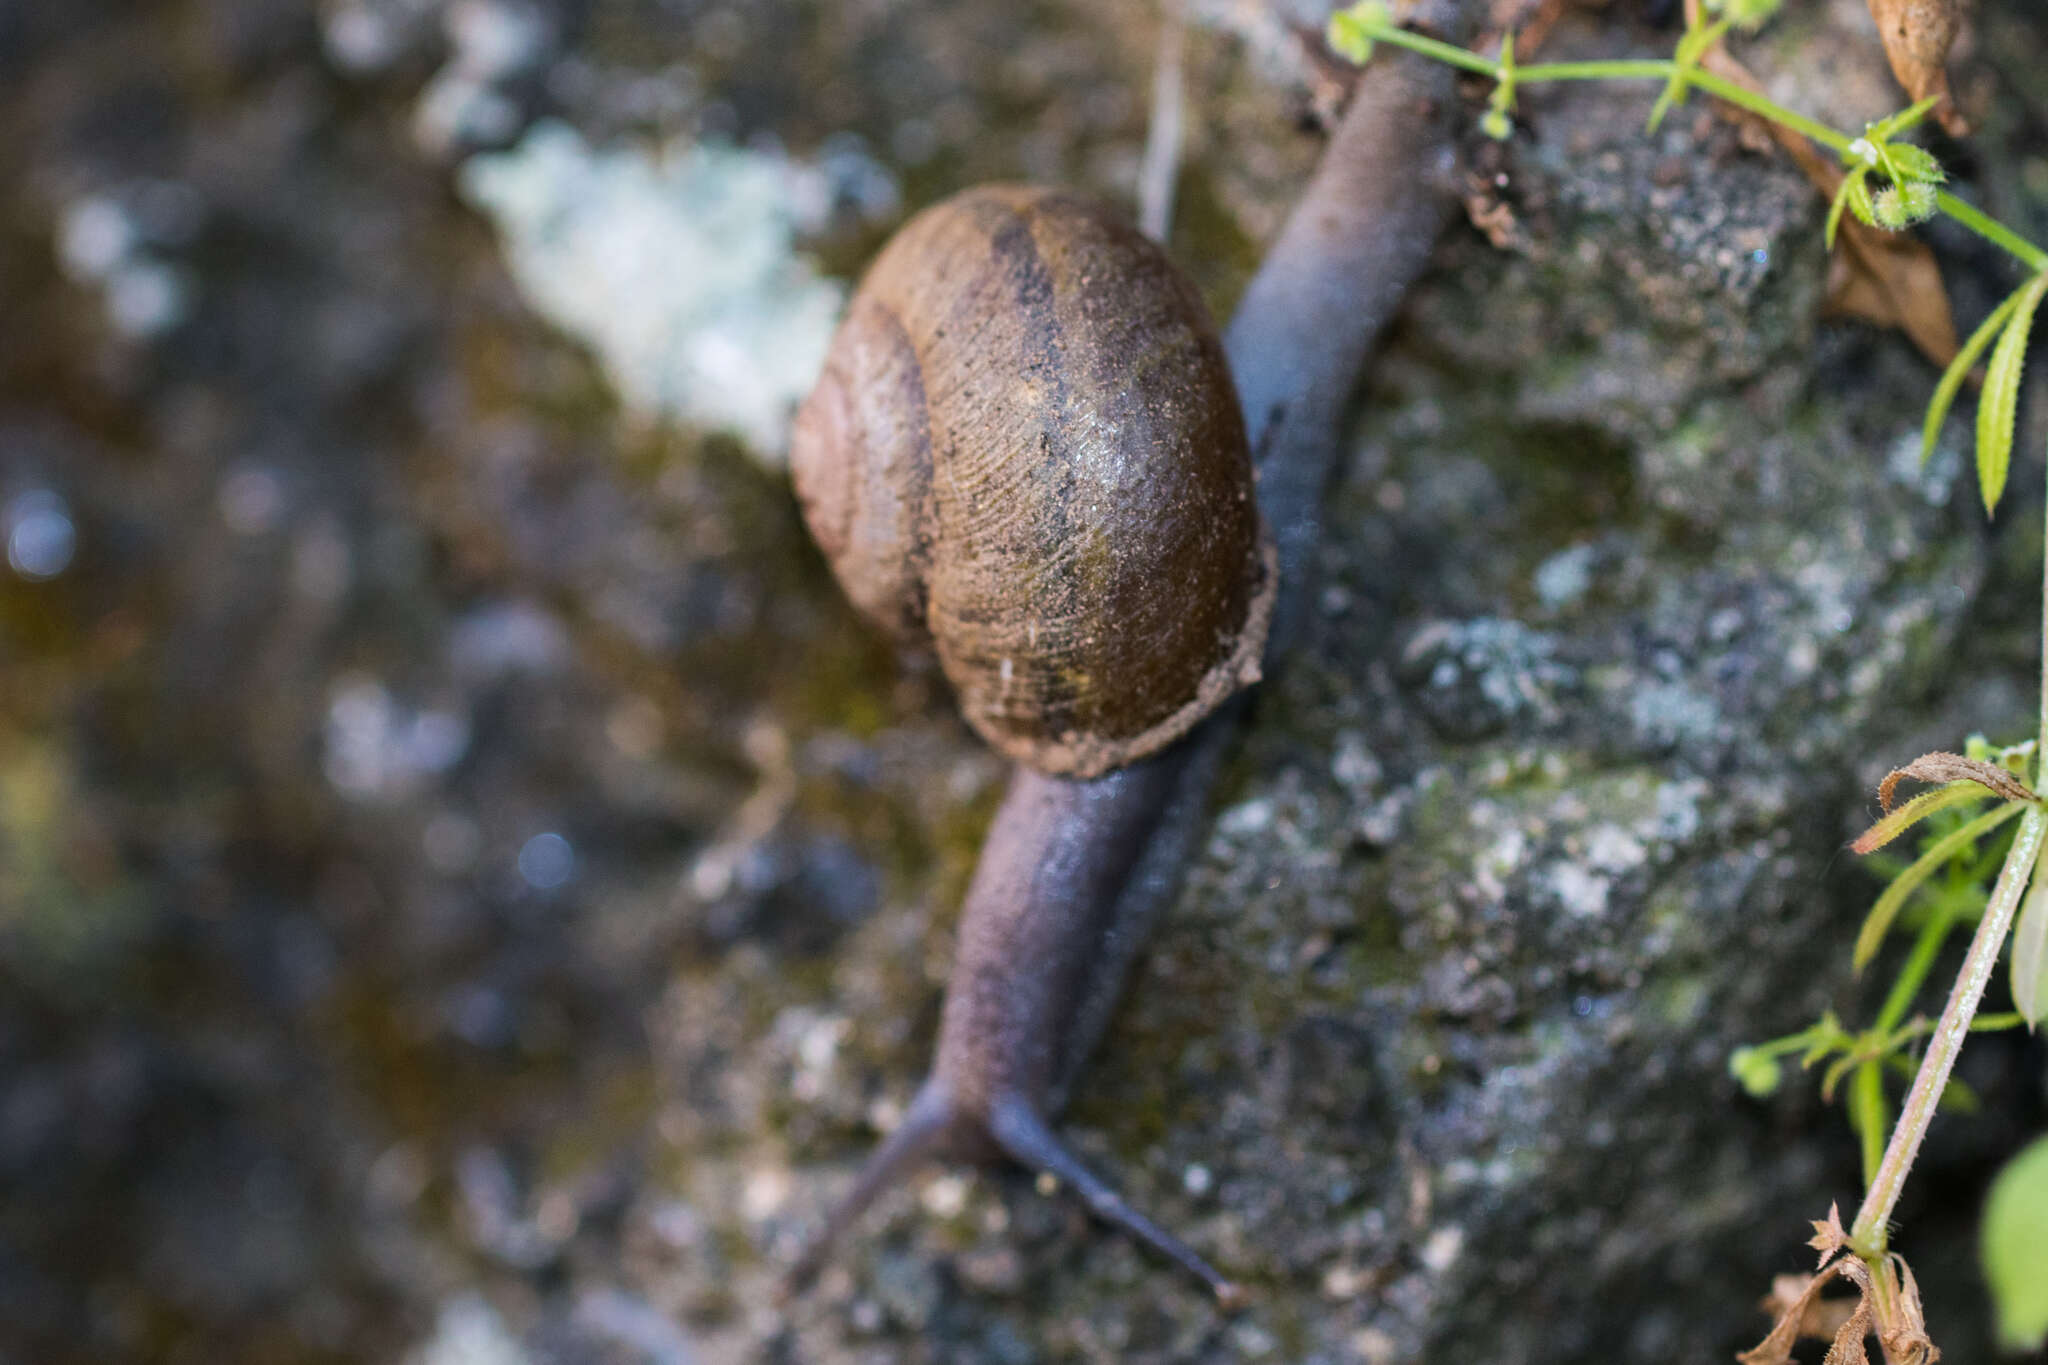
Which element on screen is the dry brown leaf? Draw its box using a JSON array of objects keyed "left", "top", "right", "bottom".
[
  {"left": 1742, "top": 1259, "right": 1859, "bottom": 1365},
  {"left": 1824, "top": 214, "right": 1960, "bottom": 369},
  {"left": 1877, "top": 752, "right": 2037, "bottom": 811},
  {"left": 1877, "top": 1254, "right": 1940, "bottom": 1365},
  {"left": 1865, "top": 0, "right": 1968, "bottom": 136},
  {"left": 1763, "top": 1274, "right": 1862, "bottom": 1342},
  {"left": 1680, "top": 0, "right": 1959, "bottom": 369},
  {"left": 1824, "top": 1289, "right": 1875, "bottom": 1365}
]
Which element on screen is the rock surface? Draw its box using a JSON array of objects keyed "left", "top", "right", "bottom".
[{"left": 2, "top": 1, "right": 2044, "bottom": 1363}]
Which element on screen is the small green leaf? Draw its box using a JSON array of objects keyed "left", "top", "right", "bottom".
[
  {"left": 1825, "top": 171, "right": 1866, "bottom": 251},
  {"left": 2014, "top": 848, "right": 2048, "bottom": 1027},
  {"left": 1883, "top": 143, "right": 1945, "bottom": 185},
  {"left": 1729, "top": 1046, "right": 1782, "bottom": 1097},
  {"left": 1843, "top": 173, "right": 1878, "bottom": 228},
  {"left": 1722, "top": 0, "right": 1782, "bottom": 30},
  {"left": 1855, "top": 802, "right": 2029, "bottom": 971},
  {"left": 1923, "top": 288, "right": 2027, "bottom": 464},
  {"left": 1870, "top": 94, "right": 1943, "bottom": 140},
  {"left": 1851, "top": 780, "right": 2001, "bottom": 855},
  {"left": 1327, "top": 3, "right": 1388, "bottom": 65},
  {"left": 1983, "top": 1135, "right": 2048, "bottom": 1351},
  {"left": 1976, "top": 271, "right": 2048, "bottom": 517}
]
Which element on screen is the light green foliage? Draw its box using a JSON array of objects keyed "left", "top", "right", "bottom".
[
  {"left": 1482, "top": 31, "right": 1518, "bottom": 141},
  {"left": 1733, "top": 776, "right": 2036, "bottom": 1200},
  {"left": 1650, "top": 18, "right": 1728, "bottom": 133},
  {"left": 1852, "top": 780, "right": 2003, "bottom": 854},
  {"left": 1976, "top": 271, "right": 2046, "bottom": 516},
  {"left": 1885, "top": 143, "right": 1946, "bottom": 185},
  {"left": 1922, "top": 289, "right": 2024, "bottom": 465},
  {"left": 1728, "top": 1045, "right": 1784, "bottom": 1097},
  {"left": 1705, "top": 0, "right": 1783, "bottom": 32},
  {"left": 1854, "top": 801, "right": 2024, "bottom": 971},
  {"left": 1326, "top": 2, "right": 1387, "bottom": 65},
  {"left": 1982, "top": 1136, "right": 2048, "bottom": 1349},
  {"left": 1831, "top": 109, "right": 1945, "bottom": 241}
]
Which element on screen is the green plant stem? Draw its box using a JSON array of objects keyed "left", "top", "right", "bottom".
[
  {"left": 1851, "top": 1061, "right": 1887, "bottom": 1187},
  {"left": 1873, "top": 896, "right": 1964, "bottom": 1034},
  {"left": 1850, "top": 805, "right": 2046, "bottom": 1251},
  {"left": 1355, "top": 24, "right": 2048, "bottom": 271},
  {"left": 1938, "top": 191, "right": 2048, "bottom": 274}
]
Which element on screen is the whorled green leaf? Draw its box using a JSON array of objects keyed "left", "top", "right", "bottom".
[
  {"left": 1983, "top": 1135, "right": 2048, "bottom": 1350},
  {"left": 1855, "top": 801, "right": 2028, "bottom": 972},
  {"left": 1883, "top": 142, "right": 1945, "bottom": 185},
  {"left": 1843, "top": 172, "right": 1877, "bottom": 229},
  {"left": 2014, "top": 847, "right": 2048, "bottom": 1027},
  {"left": 1851, "top": 779, "right": 2001, "bottom": 854},
  {"left": 1826, "top": 170, "right": 1868, "bottom": 250},
  {"left": 1869, "top": 95, "right": 1943, "bottom": 141},
  {"left": 1977, "top": 271, "right": 2048, "bottom": 517},
  {"left": 1924, "top": 288, "right": 2027, "bottom": 464}
]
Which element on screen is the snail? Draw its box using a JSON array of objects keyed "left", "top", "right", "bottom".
[
  {"left": 790, "top": 182, "right": 1277, "bottom": 781},
  {"left": 783, "top": 53, "right": 1458, "bottom": 1305}
]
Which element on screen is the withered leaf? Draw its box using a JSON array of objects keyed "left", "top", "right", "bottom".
[
  {"left": 1741, "top": 1258, "right": 1858, "bottom": 1365},
  {"left": 1877, "top": 752, "right": 2037, "bottom": 811},
  {"left": 1824, "top": 1289, "right": 1875, "bottom": 1365},
  {"left": 1864, "top": 0, "right": 1968, "bottom": 136},
  {"left": 1763, "top": 1274, "right": 1861, "bottom": 1342},
  {"left": 1878, "top": 1254, "right": 1940, "bottom": 1365}
]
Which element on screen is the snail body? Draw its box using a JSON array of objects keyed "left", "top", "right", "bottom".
[
  {"left": 785, "top": 59, "right": 1456, "bottom": 1306},
  {"left": 791, "top": 184, "right": 1274, "bottom": 779}
]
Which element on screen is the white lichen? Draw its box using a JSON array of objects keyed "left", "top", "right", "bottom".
[{"left": 460, "top": 121, "right": 846, "bottom": 463}]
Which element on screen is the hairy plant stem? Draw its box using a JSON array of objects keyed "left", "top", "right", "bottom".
[
  {"left": 1354, "top": 23, "right": 2048, "bottom": 273},
  {"left": 1848, "top": 804, "right": 2048, "bottom": 1251}
]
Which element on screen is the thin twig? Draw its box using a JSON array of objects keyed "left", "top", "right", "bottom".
[{"left": 1138, "top": 0, "right": 1187, "bottom": 243}]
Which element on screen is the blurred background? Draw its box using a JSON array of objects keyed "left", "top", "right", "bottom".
[{"left": 2, "top": 1, "right": 2046, "bottom": 1362}]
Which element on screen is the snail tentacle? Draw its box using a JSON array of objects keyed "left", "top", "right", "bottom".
[
  {"left": 985, "top": 1094, "right": 1246, "bottom": 1308},
  {"left": 781, "top": 1079, "right": 961, "bottom": 1296}
]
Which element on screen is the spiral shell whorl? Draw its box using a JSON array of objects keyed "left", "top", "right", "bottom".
[{"left": 791, "top": 185, "right": 1273, "bottom": 779}]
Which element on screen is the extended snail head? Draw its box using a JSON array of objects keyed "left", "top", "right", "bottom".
[{"left": 791, "top": 184, "right": 1274, "bottom": 780}]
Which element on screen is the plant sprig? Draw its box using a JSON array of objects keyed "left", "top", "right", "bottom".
[{"left": 1328, "top": 1, "right": 2048, "bottom": 520}]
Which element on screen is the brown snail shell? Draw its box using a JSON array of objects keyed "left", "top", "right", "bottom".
[{"left": 790, "top": 184, "right": 1274, "bottom": 779}]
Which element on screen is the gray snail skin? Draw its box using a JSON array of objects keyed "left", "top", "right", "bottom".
[{"left": 784, "top": 53, "right": 1458, "bottom": 1305}]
